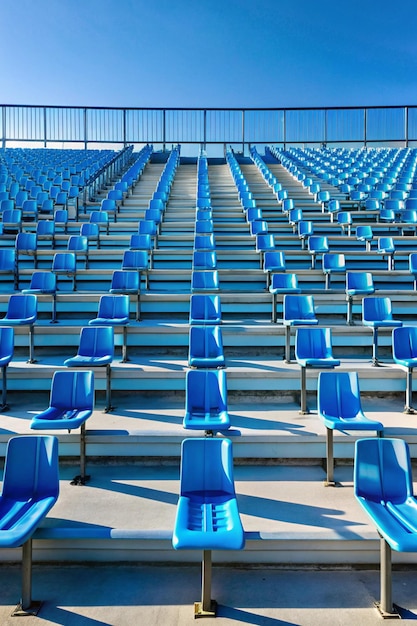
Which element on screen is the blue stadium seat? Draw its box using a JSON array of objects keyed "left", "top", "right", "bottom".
[
  {"left": 322, "top": 253, "right": 346, "bottom": 289},
  {"left": 346, "top": 272, "right": 375, "bottom": 325},
  {"left": 295, "top": 327, "right": 340, "bottom": 414},
  {"left": 31, "top": 370, "right": 94, "bottom": 485},
  {"left": 362, "top": 296, "right": 402, "bottom": 366},
  {"left": 52, "top": 252, "right": 77, "bottom": 291},
  {"left": 283, "top": 294, "right": 318, "bottom": 363},
  {"left": 0, "top": 294, "right": 37, "bottom": 363},
  {"left": 377, "top": 237, "right": 396, "bottom": 271},
  {"left": 319, "top": 371, "right": 383, "bottom": 485},
  {"left": 191, "top": 270, "right": 220, "bottom": 292},
  {"left": 122, "top": 250, "right": 149, "bottom": 289},
  {"left": 356, "top": 225, "right": 373, "bottom": 251},
  {"left": 89, "top": 294, "right": 130, "bottom": 362},
  {"left": 22, "top": 271, "right": 57, "bottom": 323},
  {"left": 392, "top": 326, "right": 417, "bottom": 414},
  {"left": 189, "top": 294, "right": 221, "bottom": 325},
  {"left": 110, "top": 270, "right": 140, "bottom": 321},
  {"left": 354, "top": 438, "right": 417, "bottom": 616},
  {"left": 269, "top": 273, "right": 301, "bottom": 323},
  {"left": 0, "top": 327, "right": 14, "bottom": 411},
  {"left": 184, "top": 369, "right": 230, "bottom": 432},
  {"left": 188, "top": 325, "right": 225, "bottom": 368},
  {"left": 64, "top": 326, "right": 114, "bottom": 413},
  {"left": 308, "top": 236, "right": 329, "bottom": 269},
  {"left": 0, "top": 435, "right": 59, "bottom": 615},
  {"left": 172, "top": 437, "right": 244, "bottom": 616}
]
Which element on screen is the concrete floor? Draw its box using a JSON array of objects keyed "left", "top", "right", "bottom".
[{"left": 1, "top": 563, "right": 417, "bottom": 625}]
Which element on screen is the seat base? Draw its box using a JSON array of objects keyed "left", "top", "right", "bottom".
[
  {"left": 374, "top": 601, "right": 400, "bottom": 619},
  {"left": 194, "top": 600, "right": 217, "bottom": 618},
  {"left": 12, "top": 600, "right": 42, "bottom": 617}
]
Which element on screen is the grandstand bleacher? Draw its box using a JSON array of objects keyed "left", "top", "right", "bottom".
[{"left": 3, "top": 137, "right": 417, "bottom": 617}]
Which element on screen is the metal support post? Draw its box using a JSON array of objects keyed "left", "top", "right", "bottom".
[
  {"left": 346, "top": 297, "right": 353, "bottom": 326},
  {"left": 271, "top": 293, "right": 277, "bottom": 324},
  {"left": 377, "top": 537, "right": 400, "bottom": 617},
  {"left": 1, "top": 365, "right": 8, "bottom": 411},
  {"left": 194, "top": 549, "right": 216, "bottom": 617},
  {"left": 104, "top": 363, "right": 114, "bottom": 413},
  {"left": 284, "top": 325, "right": 291, "bottom": 363},
  {"left": 325, "top": 427, "right": 335, "bottom": 486},
  {"left": 50, "top": 293, "right": 58, "bottom": 324},
  {"left": 28, "top": 325, "right": 36, "bottom": 364},
  {"left": 372, "top": 327, "right": 379, "bottom": 366},
  {"left": 12, "top": 539, "right": 42, "bottom": 616},
  {"left": 71, "top": 422, "right": 90, "bottom": 485},
  {"left": 122, "top": 326, "right": 129, "bottom": 363},
  {"left": 299, "top": 366, "right": 308, "bottom": 415},
  {"left": 404, "top": 367, "right": 414, "bottom": 414}
]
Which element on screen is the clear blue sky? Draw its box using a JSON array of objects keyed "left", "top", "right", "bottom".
[{"left": 1, "top": 0, "right": 417, "bottom": 109}]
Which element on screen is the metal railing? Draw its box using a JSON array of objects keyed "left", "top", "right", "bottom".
[{"left": 1, "top": 104, "right": 417, "bottom": 153}]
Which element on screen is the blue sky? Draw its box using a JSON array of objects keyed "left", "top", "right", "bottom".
[{"left": 1, "top": 0, "right": 417, "bottom": 109}]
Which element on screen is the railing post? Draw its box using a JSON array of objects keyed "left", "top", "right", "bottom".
[
  {"left": 163, "top": 109, "right": 166, "bottom": 152},
  {"left": 123, "top": 109, "right": 127, "bottom": 147},
  {"left": 283, "top": 109, "right": 287, "bottom": 150},
  {"left": 43, "top": 107, "right": 47, "bottom": 148},
  {"left": 241, "top": 109, "right": 245, "bottom": 155},
  {"left": 2, "top": 105, "right": 6, "bottom": 149},
  {"left": 405, "top": 106, "right": 409, "bottom": 147},
  {"left": 84, "top": 108, "right": 88, "bottom": 150},
  {"left": 203, "top": 109, "right": 207, "bottom": 151},
  {"left": 364, "top": 108, "right": 367, "bottom": 148}
]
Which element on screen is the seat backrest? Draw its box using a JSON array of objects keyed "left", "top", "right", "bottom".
[
  {"left": 283, "top": 294, "right": 316, "bottom": 321},
  {"left": 80, "top": 223, "right": 99, "bottom": 238},
  {"left": 190, "top": 294, "right": 221, "bottom": 324},
  {"left": 270, "top": 272, "right": 299, "bottom": 291},
  {"left": 110, "top": 270, "right": 140, "bottom": 292},
  {"left": 191, "top": 270, "right": 219, "bottom": 291},
  {"left": 378, "top": 236, "right": 395, "bottom": 252},
  {"left": 97, "top": 294, "right": 129, "bottom": 319},
  {"left": 263, "top": 251, "right": 285, "bottom": 271},
  {"left": 52, "top": 252, "right": 76, "bottom": 272},
  {"left": 189, "top": 324, "right": 223, "bottom": 357},
  {"left": 50, "top": 370, "right": 94, "bottom": 411},
  {"left": 2, "top": 435, "right": 59, "bottom": 501},
  {"left": 318, "top": 371, "right": 362, "bottom": 420},
  {"left": 7, "top": 294, "right": 37, "bottom": 321},
  {"left": 354, "top": 438, "right": 412, "bottom": 504},
  {"left": 90, "top": 210, "right": 109, "bottom": 224},
  {"left": 256, "top": 233, "right": 275, "bottom": 252},
  {"left": 122, "top": 250, "right": 148, "bottom": 270},
  {"left": 363, "top": 296, "right": 392, "bottom": 323},
  {"left": 346, "top": 272, "right": 374, "bottom": 292},
  {"left": 28, "top": 271, "right": 57, "bottom": 292},
  {"left": 78, "top": 326, "right": 114, "bottom": 359},
  {"left": 295, "top": 327, "right": 333, "bottom": 360},
  {"left": 130, "top": 234, "right": 152, "bottom": 250},
  {"left": 308, "top": 236, "right": 329, "bottom": 253},
  {"left": 37, "top": 220, "right": 55, "bottom": 236},
  {"left": 0, "top": 326, "right": 14, "bottom": 361},
  {"left": 356, "top": 225, "right": 373, "bottom": 240},
  {"left": 322, "top": 253, "right": 345, "bottom": 272},
  {"left": 0, "top": 248, "right": 16, "bottom": 270},
  {"left": 68, "top": 235, "right": 88, "bottom": 252},
  {"left": 393, "top": 326, "right": 417, "bottom": 361},
  {"left": 15, "top": 232, "right": 37, "bottom": 252},
  {"left": 298, "top": 221, "right": 313, "bottom": 237},
  {"left": 193, "top": 250, "right": 217, "bottom": 270},
  {"left": 138, "top": 220, "right": 157, "bottom": 236},
  {"left": 186, "top": 369, "right": 227, "bottom": 415},
  {"left": 180, "top": 437, "right": 236, "bottom": 496},
  {"left": 409, "top": 253, "right": 417, "bottom": 273}
]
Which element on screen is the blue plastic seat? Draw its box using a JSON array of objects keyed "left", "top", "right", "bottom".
[
  {"left": 269, "top": 273, "right": 301, "bottom": 323},
  {"left": 192, "top": 250, "right": 217, "bottom": 270},
  {"left": 196, "top": 209, "right": 212, "bottom": 221},
  {"left": 0, "top": 435, "right": 59, "bottom": 616},
  {"left": 110, "top": 270, "right": 140, "bottom": 321},
  {"left": 101, "top": 198, "right": 117, "bottom": 222},
  {"left": 188, "top": 325, "right": 225, "bottom": 368},
  {"left": 194, "top": 234, "right": 215, "bottom": 251},
  {"left": 263, "top": 250, "right": 286, "bottom": 287},
  {"left": 307, "top": 236, "right": 329, "bottom": 269},
  {"left": 379, "top": 208, "right": 396, "bottom": 223},
  {"left": 189, "top": 294, "right": 221, "bottom": 325},
  {"left": 80, "top": 222, "right": 100, "bottom": 249},
  {"left": 64, "top": 326, "right": 114, "bottom": 413},
  {"left": 377, "top": 236, "right": 396, "bottom": 271},
  {"left": 1, "top": 294, "right": 37, "bottom": 363},
  {"left": 322, "top": 253, "right": 346, "bottom": 289},
  {"left": 409, "top": 253, "right": 417, "bottom": 290},
  {"left": 68, "top": 235, "right": 89, "bottom": 269},
  {"left": 52, "top": 252, "right": 77, "bottom": 291},
  {"left": 54, "top": 209, "right": 68, "bottom": 233},
  {"left": 256, "top": 233, "right": 275, "bottom": 268},
  {"left": 191, "top": 270, "right": 220, "bottom": 292},
  {"left": 89, "top": 294, "right": 130, "bottom": 362},
  {"left": 2, "top": 208, "right": 22, "bottom": 232},
  {"left": 354, "top": 438, "right": 417, "bottom": 616},
  {"left": 90, "top": 210, "right": 109, "bottom": 235},
  {"left": 337, "top": 211, "right": 352, "bottom": 236},
  {"left": 246, "top": 208, "right": 263, "bottom": 223},
  {"left": 22, "top": 271, "right": 57, "bottom": 323},
  {"left": 356, "top": 225, "right": 373, "bottom": 251},
  {"left": 363, "top": 297, "right": 402, "bottom": 366},
  {"left": 249, "top": 220, "right": 268, "bottom": 236},
  {"left": 184, "top": 369, "right": 230, "bottom": 432},
  {"left": 327, "top": 199, "right": 340, "bottom": 222},
  {"left": 318, "top": 372, "right": 383, "bottom": 485},
  {"left": 36, "top": 220, "right": 55, "bottom": 245},
  {"left": 138, "top": 219, "right": 158, "bottom": 246},
  {"left": 345, "top": 272, "right": 375, "bottom": 325},
  {"left": 122, "top": 249, "right": 149, "bottom": 290},
  {"left": 195, "top": 219, "right": 214, "bottom": 234},
  {"left": 22, "top": 199, "right": 38, "bottom": 220},
  {"left": 317, "top": 190, "right": 330, "bottom": 212},
  {"left": 0, "top": 326, "right": 13, "bottom": 410},
  {"left": 283, "top": 294, "right": 318, "bottom": 363},
  {"left": 172, "top": 437, "right": 244, "bottom": 616},
  {"left": 392, "top": 326, "right": 417, "bottom": 414},
  {"left": 288, "top": 208, "right": 303, "bottom": 231},
  {"left": 295, "top": 328, "right": 340, "bottom": 414},
  {"left": 31, "top": 370, "right": 94, "bottom": 485}
]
